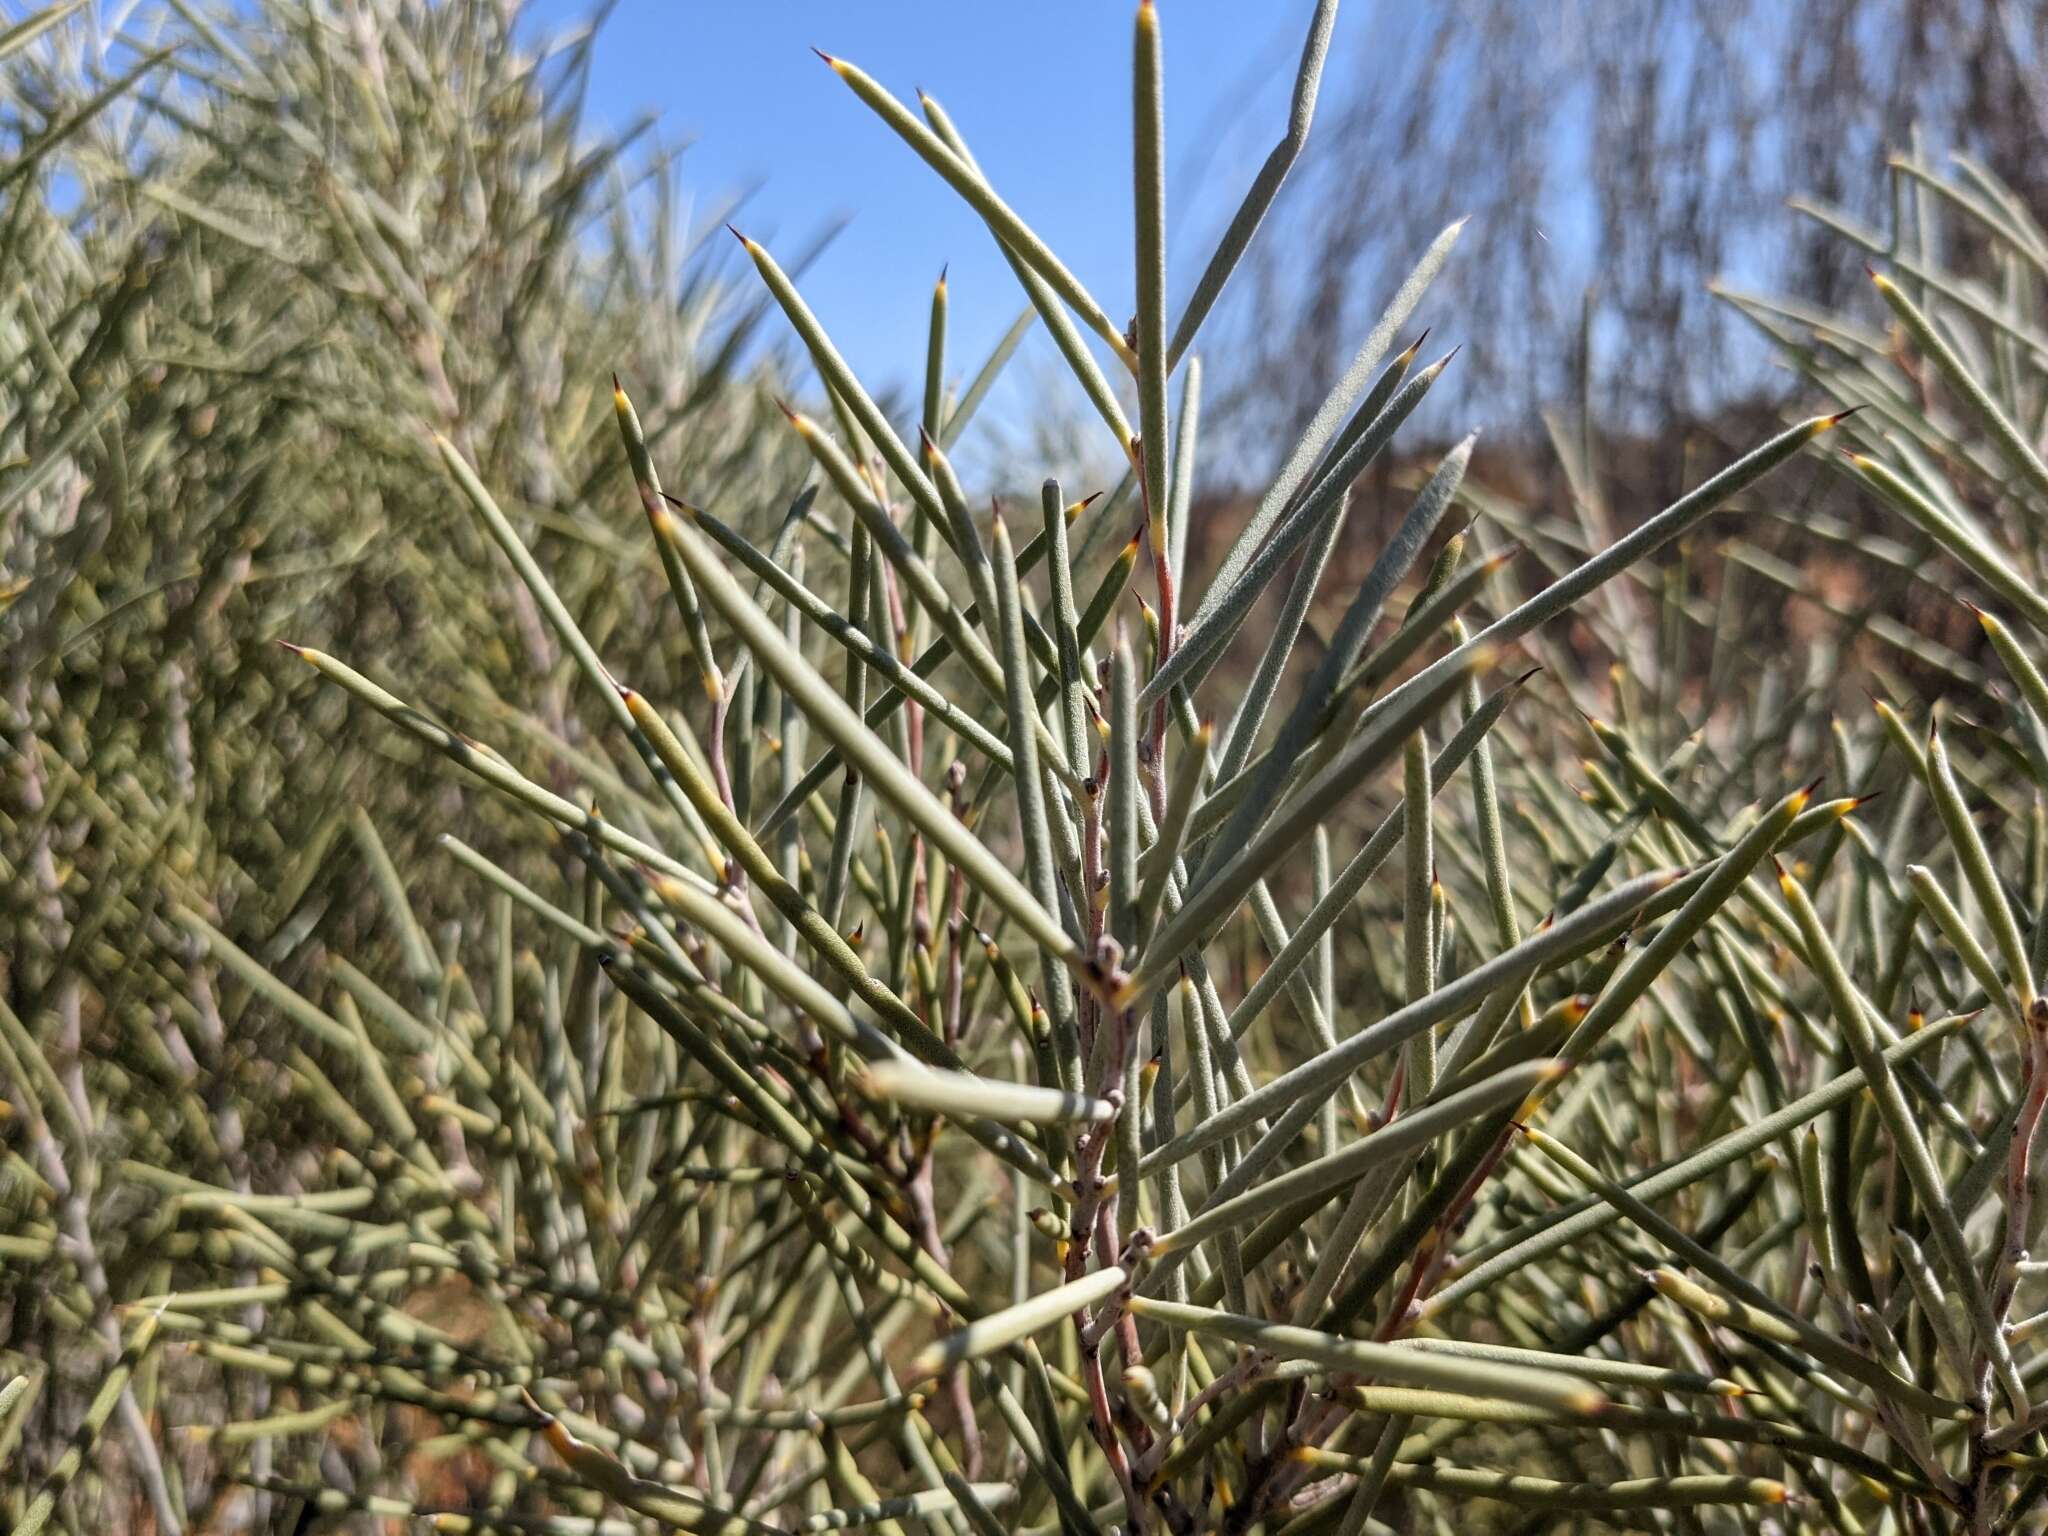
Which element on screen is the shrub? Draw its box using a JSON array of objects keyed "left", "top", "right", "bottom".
[{"left": 10, "top": 1, "right": 2048, "bottom": 1534}]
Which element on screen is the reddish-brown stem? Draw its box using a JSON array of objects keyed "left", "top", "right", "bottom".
[
  {"left": 1083, "top": 1340, "right": 1145, "bottom": 1530},
  {"left": 905, "top": 1155, "right": 980, "bottom": 1475},
  {"left": 1381, "top": 1121, "right": 1520, "bottom": 1340}
]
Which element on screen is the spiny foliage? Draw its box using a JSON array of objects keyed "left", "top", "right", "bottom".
[
  {"left": 9, "top": 1, "right": 2048, "bottom": 1534},
  {"left": 0, "top": 0, "right": 806, "bottom": 1528}
]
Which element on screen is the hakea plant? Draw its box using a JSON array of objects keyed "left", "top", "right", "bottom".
[
  {"left": 31, "top": 2, "right": 2048, "bottom": 1536},
  {"left": 248, "top": 0, "right": 1866, "bottom": 1528}
]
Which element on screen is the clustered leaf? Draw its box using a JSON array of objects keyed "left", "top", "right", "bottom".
[{"left": 12, "top": 0, "right": 2048, "bottom": 1532}]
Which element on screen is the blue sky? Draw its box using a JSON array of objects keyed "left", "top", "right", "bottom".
[{"left": 523, "top": 2, "right": 1360, "bottom": 451}]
